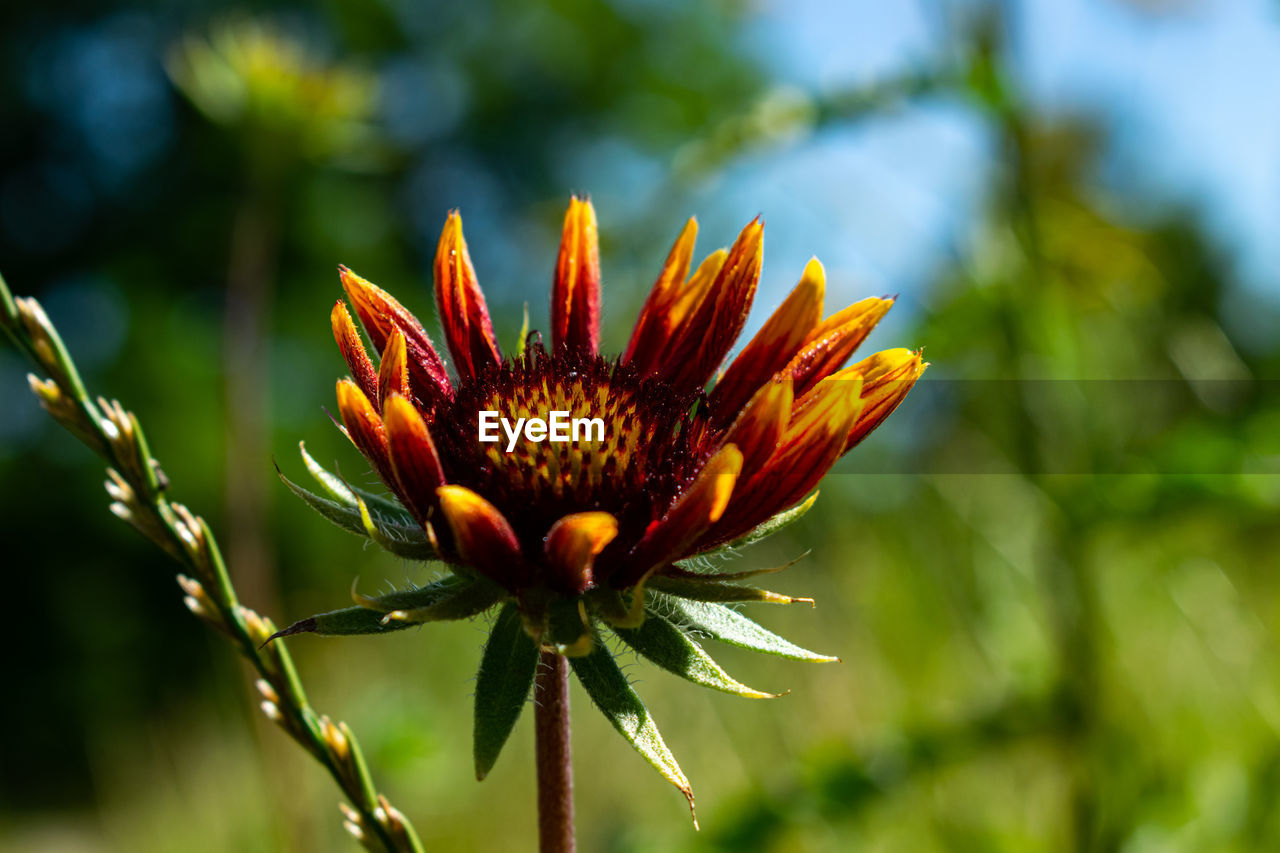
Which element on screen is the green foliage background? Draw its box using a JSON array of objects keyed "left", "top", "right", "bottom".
[{"left": 1, "top": 1, "right": 1277, "bottom": 851}]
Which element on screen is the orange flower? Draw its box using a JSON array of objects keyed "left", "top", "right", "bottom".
[
  {"left": 287, "top": 196, "right": 925, "bottom": 800},
  {"left": 323, "top": 196, "right": 926, "bottom": 621}
]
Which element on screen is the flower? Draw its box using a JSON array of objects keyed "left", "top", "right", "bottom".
[{"left": 281, "top": 196, "right": 925, "bottom": 807}]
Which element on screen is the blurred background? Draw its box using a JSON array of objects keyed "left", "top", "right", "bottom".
[{"left": 2, "top": 0, "right": 1278, "bottom": 850}]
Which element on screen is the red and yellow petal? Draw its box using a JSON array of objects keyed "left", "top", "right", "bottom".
[
  {"left": 710, "top": 257, "right": 825, "bottom": 417},
  {"left": 544, "top": 511, "right": 618, "bottom": 595},
  {"left": 836, "top": 348, "right": 927, "bottom": 452},
  {"left": 377, "top": 328, "right": 411, "bottom": 407},
  {"left": 331, "top": 300, "right": 379, "bottom": 405},
  {"left": 708, "top": 377, "right": 862, "bottom": 547},
  {"left": 382, "top": 393, "right": 447, "bottom": 524},
  {"left": 339, "top": 266, "right": 451, "bottom": 408},
  {"left": 617, "top": 444, "right": 743, "bottom": 587},
  {"left": 623, "top": 217, "right": 697, "bottom": 372},
  {"left": 664, "top": 219, "right": 764, "bottom": 393},
  {"left": 723, "top": 378, "right": 793, "bottom": 480},
  {"left": 335, "top": 378, "right": 397, "bottom": 489},
  {"left": 436, "top": 485, "right": 529, "bottom": 592},
  {"left": 628, "top": 247, "right": 728, "bottom": 377},
  {"left": 434, "top": 211, "right": 501, "bottom": 379},
  {"left": 781, "top": 296, "right": 893, "bottom": 397},
  {"left": 551, "top": 196, "right": 602, "bottom": 355}
]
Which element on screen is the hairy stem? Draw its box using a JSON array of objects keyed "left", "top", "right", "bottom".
[{"left": 534, "top": 651, "right": 575, "bottom": 853}]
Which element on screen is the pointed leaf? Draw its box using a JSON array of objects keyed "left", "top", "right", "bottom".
[
  {"left": 647, "top": 575, "right": 813, "bottom": 606},
  {"left": 277, "top": 468, "right": 435, "bottom": 560},
  {"left": 613, "top": 611, "right": 781, "bottom": 698},
  {"left": 300, "top": 441, "right": 358, "bottom": 504},
  {"left": 515, "top": 302, "right": 530, "bottom": 357},
  {"left": 656, "top": 594, "right": 837, "bottom": 662},
  {"left": 279, "top": 467, "right": 365, "bottom": 534},
  {"left": 473, "top": 603, "right": 540, "bottom": 779},
  {"left": 571, "top": 639, "right": 696, "bottom": 822},
  {"left": 686, "top": 492, "right": 819, "bottom": 563},
  {"left": 270, "top": 605, "right": 416, "bottom": 639},
  {"left": 354, "top": 493, "right": 436, "bottom": 562},
  {"left": 300, "top": 441, "right": 414, "bottom": 520},
  {"left": 270, "top": 576, "right": 497, "bottom": 639},
  {"left": 662, "top": 551, "right": 808, "bottom": 583},
  {"left": 1, "top": 271, "right": 18, "bottom": 324},
  {"left": 356, "top": 575, "right": 505, "bottom": 624},
  {"left": 355, "top": 573, "right": 468, "bottom": 610}
]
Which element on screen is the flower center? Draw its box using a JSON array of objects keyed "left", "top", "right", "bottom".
[{"left": 434, "top": 345, "right": 717, "bottom": 553}]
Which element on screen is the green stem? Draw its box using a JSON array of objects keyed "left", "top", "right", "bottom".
[
  {"left": 0, "top": 273, "right": 422, "bottom": 852},
  {"left": 534, "top": 651, "right": 575, "bottom": 853}
]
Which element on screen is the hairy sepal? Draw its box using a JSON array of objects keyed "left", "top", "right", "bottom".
[
  {"left": 570, "top": 638, "right": 697, "bottom": 824},
  {"left": 613, "top": 610, "right": 781, "bottom": 698},
  {"left": 269, "top": 575, "right": 499, "bottom": 639},
  {"left": 354, "top": 575, "right": 504, "bottom": 625},
  {"left": 277, "top": 467, "right": 435, "bottom": 560},
  {"left": 647, "top": 575, "right": 814, "bottom": 606},
  {"left": 688, "top": 492, "right": 819, "bottom": 563},
  {"left": 473, "top": 603, "right": 540, "bottom": 780},
  {"left": 299, "top": 441, "right": 414, "bottom": 520},
  {"left": 655, "top": 593, "right": 837, "bottom": 663}
]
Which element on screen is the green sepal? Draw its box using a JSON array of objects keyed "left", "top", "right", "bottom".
[
  {"left": 277, "top": 466, "right": 436, "bottom": 560},
  {"left": 588, "top": 585, "right": 645, "bottom": 629},
  {"left": 648, "top": 574, "right": 814, "bottom": 606},
  {"left": 299, "top": 442, "right": 411, "bottom": 519},
  {"left": 354, "top": 575, "right": 504, "bottom": 625},
  {"left": 268, "top": 604, "right": 416, "bottom": 639},
  {"left": 613, "top": 610, "right": 781, "bottom": 698},
  {"left": 352, "top": 573, "right": 463, "bottom": 608},
  {"left": 473, "top": 603, "right": 540, "bottom": 780},
  {"left": 269, "top": 575, "right": 498, "bottom": 639},
  {"left": 515, "top": 303, "right": 530, "bottom": 357},
  {"left": 353, "top": 493, "right": 434, "bottom": 562},
  {"left": 546, "top": 598, "right": 593, "bottom": 656},
  {"left": 683, "top": 492, "right": 818, "bottom": 564},
  {"left": 664, "top": 550, "right": 809, "bottom": 583},
  {"left": 655, "top": 594, "right": 837, "bottom": 662},
  {"left": 570, "top": 638, "right": 696, "bottom": 822},
  {"left": 1, "top": 271, "right": 17, "bottom": 325}
]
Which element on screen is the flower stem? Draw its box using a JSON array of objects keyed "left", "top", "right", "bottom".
[
  {"left": 0, "top": 274, "right": 423, "bottom": 852},
  {"left": 534, "top": 650, "right": 575, "bottom": 853}
]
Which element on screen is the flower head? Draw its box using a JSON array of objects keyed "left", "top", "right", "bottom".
[{"left": 281, "top": 196, "right": 925, "bottom": 808}]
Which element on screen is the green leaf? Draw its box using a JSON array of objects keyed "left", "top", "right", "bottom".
[
  {"left": 665, "top": 550, "right": 810, "bottom": 583},
  {"left": 683, "top": 492, "right": 819, "bottom": 564},
  {"left": 300, "top": 441, "right": 359, "bottom": 504},
  {"left": 354, "top": 573, "right": 468, "bottom": 610},
  {"left": 270, "top": 575, "right": 498, "bottom": 639},
  {"left": 656, "top": 594, "right": 837, "bottom": 662},
  {"left": 473, "top": 603, "right": 540, "bottom": 780},
  {"left": 299, "top": 442, "right": 411, "bottom": 519},
  {"left": 570, "top": 639, "right": 696, "bottom": 822},
  {"left": 277, "top": 467, "right": 436, "bottom": 560},
  {"left": 353, "top": 493, "right": 428, "bottom": 561},
  {"left": 269, "top": 605, "right": 417, "bottom": 639},
  {"left": 648, "top": 574, "right": 814, "bottom": 606},
  {"left": 515, "top": 302, "right": 530, "bottom": 357},
  {"left": 0, "top": 270, "right": 17, "bottom": 324},
  {"left": 355, "top": 575, "right": 505, "bottom": 625},
  {"left": 613, "top": 610, "right": 781, "bottom": 698}
]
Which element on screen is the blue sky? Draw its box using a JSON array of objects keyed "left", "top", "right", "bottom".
[{"left": 719, "top": 0, "right": 1280, "bottom": 337}]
